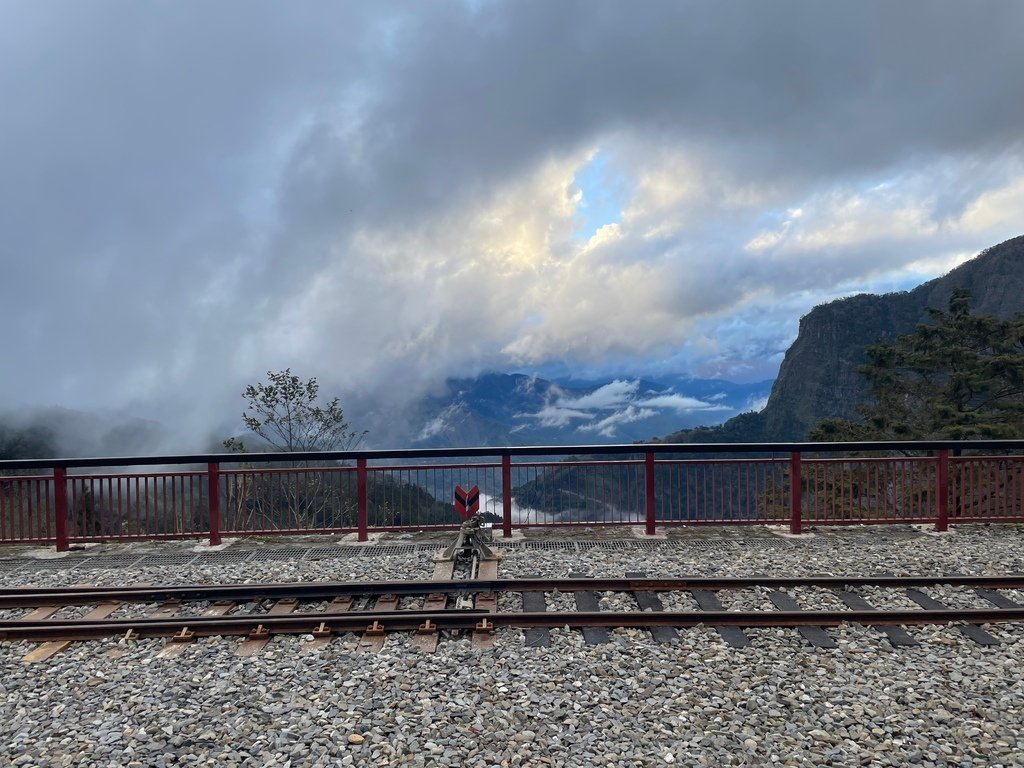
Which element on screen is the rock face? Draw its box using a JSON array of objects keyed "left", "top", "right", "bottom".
[{"left": 665, "top": 234, "right": 1024, "bottom": 443}]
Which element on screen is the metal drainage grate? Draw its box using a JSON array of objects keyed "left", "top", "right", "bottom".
[
  {"left": 729, "top": 538, "right": 794, "bottom": 550},
  {"left": 306, "top": 547, "right": 363, "bottom": 560},
  {"left": 0, "top": 560, "right": 24, "bottom": 573},
  {"left": 191, "top": 552, "right": 256, "bottom": 564},
  {"left": 592, "top": 540, "right": 671, "bottom": 552},
  {"left": 632, "top": 541, "right": 673, "bottom": 551},
  {"left": 247, "top": 549, "right": 310, "bottom": 562},
  {"left": 359, "top": 545, "right": 420, "bottom": 557},
  {"left": 137, "top": 554, "right": 199, "bottom": 567},
  {"left": 520, "top": 541, "right": 578, "bottom": 551}
]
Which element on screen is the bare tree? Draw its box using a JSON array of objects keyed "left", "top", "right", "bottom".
[{"left": 223, "top": 370, "right": 366, "bottom": 530}]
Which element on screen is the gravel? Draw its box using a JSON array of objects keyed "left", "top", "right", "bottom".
[{"left": 1, "top": 526, "right": 1024, "bottom": 766}]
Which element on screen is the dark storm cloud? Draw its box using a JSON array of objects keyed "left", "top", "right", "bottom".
[
  {"left": 353, "top": 1, "right": 1024, "bottom": 192},
  {"left": 1, "top": 1, "right": 1022, "bottom": 449}
]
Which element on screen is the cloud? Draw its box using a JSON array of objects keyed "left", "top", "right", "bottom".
[
  {"left": 577, "top": 406, "right": 658, "bottom": 438},
  {"left": 514, "top": 379, "right": 728, "bottom": 437},
  {"left": 559, "top": 380, "right": 638, "bottom": 410},
  {"left": 637, "top": 394, "right": 731, "bottom": 413},
  {"left": 526, "top": 405, "right": 592, "bottom": 429},
  {"left": 2, "top": 2, "right": 1024, "bottom": 449}
]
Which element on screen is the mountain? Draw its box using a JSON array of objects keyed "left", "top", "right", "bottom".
[
  {"left": 406, "top": 372, "right": 773, "bottom": 448},
  {"left": 661, "top": 234, "right": 1024, "bottom": 444},
  {"left": 0, "top": 408, "right": 168, "bottom": 460}
]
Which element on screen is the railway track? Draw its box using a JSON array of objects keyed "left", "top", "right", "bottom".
[{"left": 2, "top": 575, "right": 1024, "bottom": 653}]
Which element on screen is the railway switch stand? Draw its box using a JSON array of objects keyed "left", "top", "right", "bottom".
[{"left": 441, "top": 513, "right": 496, "bottom": 562}]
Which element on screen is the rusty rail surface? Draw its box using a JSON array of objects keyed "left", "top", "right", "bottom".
[
  {"left": 4, "top": 609, "right": 1024, "bottom": 642},
  {"left": 4, "top": 575, "right": 1024, "bottom": 608},
  {"left": 1, "top": 576, "right": 1023, "bottom": 646}
]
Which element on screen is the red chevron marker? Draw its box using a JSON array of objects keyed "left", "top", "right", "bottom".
[{"left": 453, "top": 485, "right": 481, "bottom": 519}]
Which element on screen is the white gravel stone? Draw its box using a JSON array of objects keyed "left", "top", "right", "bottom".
[{"left": 1, "top": 526, "right": 1024, "bottom": 766}]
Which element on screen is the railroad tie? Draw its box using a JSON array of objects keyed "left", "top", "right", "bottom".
[
  {"left": 689, "top": 589, "right": 751, "bottom": 648},
  {"left": 236, "top": 598, "right": 299, "bottom": 657},
  {"left": 107, "top": 599, "right": 182, "bottom": 659},
  {"left": 476, "top": 558, "right": 499, "bottom": 580},
  {"left": 904, "top": 589, "right": 1000, "bottom": 646},
  {"left": 410, "top": 593, "right": 448, "bottom": 653},
  {"left": 766, "top": 591, "right": 837, "bottom": 649},
  {"left": 521, "top": 574, "right": 551, "bottom": 648},
  {"left": 358, "top": 594, "right": 399, "bottom": 653},
  {"left": 20, "top": 606, "right": 61, "bottom": 622},
  {"left": 432, "top": 559, "right": 455, "bottom": 580},
  {"left": 624, "top": 572, "right": 676, "bottom": 643},
  {"left": 472, "top": 552, "right": 500, "bottom": 650},
  {"left": 975, "top": 588, "right": 1023, "bottom": 610},
  {"left": 836, "top": 590, "right": 917, "bottom": 647},
  {"left": 301, "top": 596, "right": 354, "bottom": 655},
  {"left": 569, "top": 573, "right": 610, "bottom": 645},
  {"left": 22, "top": 602, "right": 122, "bottom": 663},
  {"left": 157, "top": 600, "right": 234, "bottom": 658}
]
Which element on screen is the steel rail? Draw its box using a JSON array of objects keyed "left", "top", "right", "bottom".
[
  {"left": 2, "top": 608, "right": 1024, "bottom": 642},
  {"left": 3, "top": 575, "right": 1024, "bottom": 608}
]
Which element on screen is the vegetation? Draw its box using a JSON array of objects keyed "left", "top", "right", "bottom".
[
  {"left": 223, "top": 368, "right": 366, "bottom": 453},
  {"left": 221, "top": 370, "right": 451, "bottom": 531},
  {"left": 810, "top": 288, "right": 1024, "bottom": 441},
  {"left": 0, "top": 422, "right": 56, "bottom": 467}
]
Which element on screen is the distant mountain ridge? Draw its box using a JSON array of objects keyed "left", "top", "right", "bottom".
[
  {"left": 407, "top": 372, "right": 772, "bottom": 448},
  {"left": 661, "top": 234, "right": 1024, "bottom": 444}
]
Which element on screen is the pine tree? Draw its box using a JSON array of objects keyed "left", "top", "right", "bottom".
[{"left": 811, "top": 288, "right": 1024, "bottom": 441}]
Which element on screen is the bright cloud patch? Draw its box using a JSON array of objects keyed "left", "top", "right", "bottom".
[
  {"left": 637, "top": 394, "right": 731, "bottom": 412},
  {"left": 578, "top": 406, "right": 658, "bottom": 437},
  {"left": 515, "top": 379, "right": 728, "bottom": 438}
]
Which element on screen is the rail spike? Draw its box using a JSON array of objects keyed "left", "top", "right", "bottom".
[{"left": 171, "top": 626, "right": 194, "bottom": 643}]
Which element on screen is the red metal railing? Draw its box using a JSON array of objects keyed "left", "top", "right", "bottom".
[
  {"left": 2, "top": 440, "right": 1023, "bottom": 550},
  {"left": 64, "top": 470, "right": 209, "bottom": 541},
  {"left": 948, "top": 455, "right": 1024, "bottom": 523},
  {"left": 655, "top": 458, "right": 789, "bottom": 525},
  {"left": 799, "top": 456, "right": 939, "bottom": 525},
  {"left": 508, "top": 460, "right": 646, "bottom": 527},
  {"left": 0, "top": 473, "right": 55, "bottom": 544}
]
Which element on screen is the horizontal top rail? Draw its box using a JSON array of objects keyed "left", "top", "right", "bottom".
[{"left": 2, "top": 439, "right": 1024, "bottom": 471}]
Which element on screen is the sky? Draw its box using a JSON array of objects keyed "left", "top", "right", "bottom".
[{"left": 2, "top": 1, "right": 1024, "bottom": 449}]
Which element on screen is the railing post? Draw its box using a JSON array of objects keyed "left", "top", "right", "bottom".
[
  {"left": 644, "top": 452, "right": 656, "bottom": 536},
  {"left": 54, "top": 467, "right": 68, "bottom": 552},
  {"left": 789, "top": 451, "right": 802, "bottom": 535},
  {"left": 936, "top": 449, "right": 949, "bottom": 532},
  {"left": 357, "top": 458, "right": 368, "bottom": 542},
  {"left": 501, "top": 454, "right": 513, "bottom": 538},
  {"left": 207, "top": 462, "right": 221, "bottom": 546}
]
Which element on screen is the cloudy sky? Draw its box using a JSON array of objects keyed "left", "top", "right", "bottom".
[{"left": 2, "top": 1, "right": 1023, "bottom": 447}]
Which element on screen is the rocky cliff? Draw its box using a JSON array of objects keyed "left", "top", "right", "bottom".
[{"left": 662, "top": 234, "right": 1024, "bottom": 443}]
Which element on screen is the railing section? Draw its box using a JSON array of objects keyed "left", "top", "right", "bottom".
[
  {"left": 2, "top": 441, "right": 1023, "bottom": 549},
  {"left": 0, "top": 473, "right": 55, "bottom": 544},
  {"left": 65, "top": 470, "right": 209, "bottom": 542},
  {"left": 799, "top": 455, "right": 939, "bottom": 525},
  {"left": 948, "top": 454, "right": 1024, "bottom": 523},
  {"left": 654, "top": 457, "right": 789, "bottom": 525}
]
